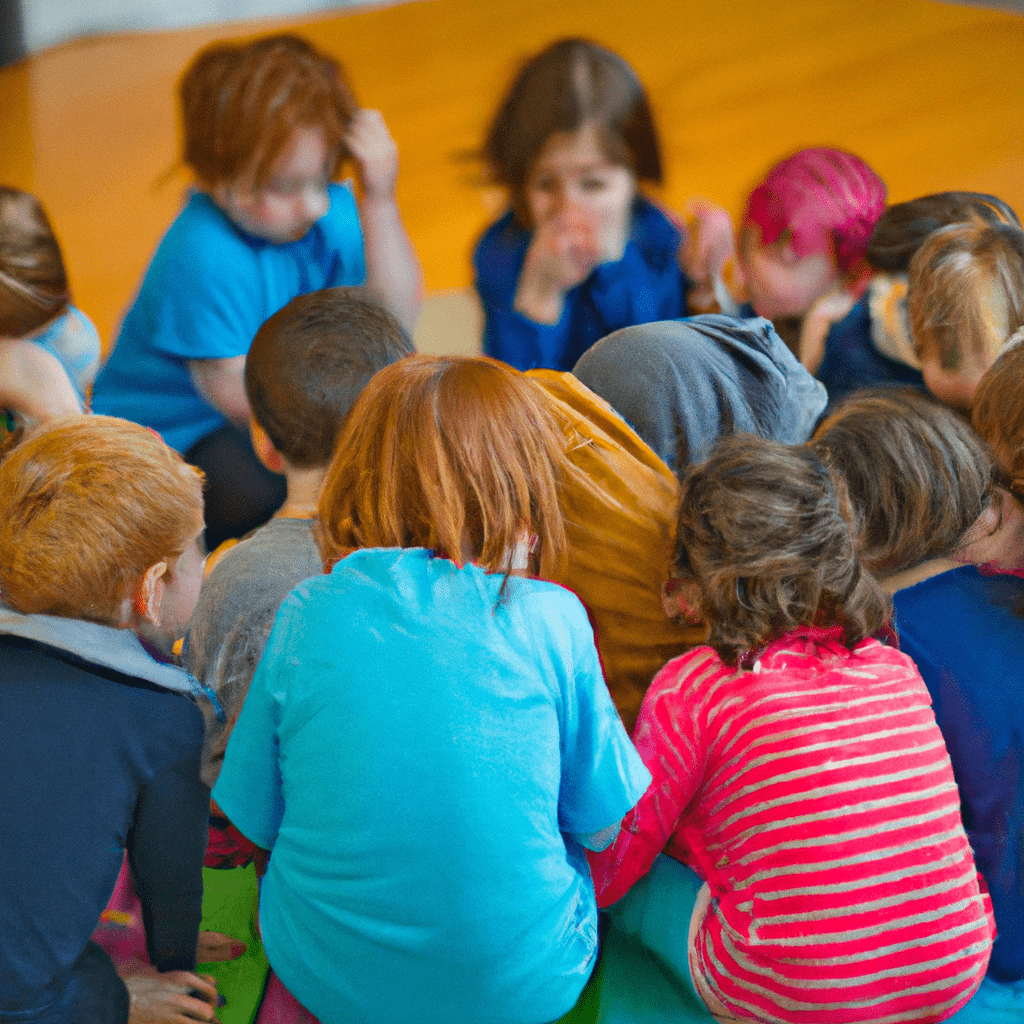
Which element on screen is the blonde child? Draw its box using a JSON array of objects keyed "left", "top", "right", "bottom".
[
  {"left": 212, "top": 355, "right": 650, "bottom": 1024},
  {"left": 474, "top": 37, "right": 691, "bottom": 371},
  {"left": 589, "top": 434, "right": 994, "bottom": 1023},
  {"left": 92, "top": 33, "right": 422, "bottom": 548}
]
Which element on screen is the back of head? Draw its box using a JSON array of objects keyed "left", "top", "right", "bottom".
[
  {"left": 673, "top": 433, "right": 888, "bottom": 665},
  {"left": 908, "top": 220, "right": 1024, "bottom": 372},
  {"left": 743, "top": 148, "right": 887, "bottom": 274},
  {"left": 483, "top": 37, "right": 661, "bottom": 223},
  {"left": 0, "top": 416, "right": 203, "bottom": 624},
  {"left": 868, "top": 191, "right": 1021, "bottom": 274},
  {"left": 0, "top": 186, "right": 69, "bottom": 337},
  {"left": 973, "top": 329, "right": 1024, "bottom": 480},
  {"left": 813, "top": 390, "right": 992, "bottom": 575},
  {"left": 179, "top": 33, "right": 357, "bottom": 190},
  {"left": 318, "top": 355, "right": 568, "bottom": 576},
  {"left": 245, "top": 287, "right": 414, "bottom": 469}
]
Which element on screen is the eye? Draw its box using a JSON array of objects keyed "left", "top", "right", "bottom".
[
  {"left": 580, "top": 176, "right": 608, "bottom": 193},
  {"left": 531, "top": 175, "right": 557, "bottom": 194}
]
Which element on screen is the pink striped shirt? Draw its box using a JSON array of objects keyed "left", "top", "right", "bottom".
[{"left": 590, "top": 626, "right": 994, "bottom": 1023}]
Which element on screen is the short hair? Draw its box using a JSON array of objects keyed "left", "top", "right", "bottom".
[
  {"left": 318, "top": 355, "right": 568, "bottom": 577},
  {"left": 245, "top": 287, "right": 414, "bottom": 469},
  {"left": 0, "top": 186, "right": 70, "bottom": 337},
  {"left": 673, "top": 434, "right": 888, "bottom": 665},
  {"left": 179, "top": 34, "right": 358, "bottom": 190},
  {"left": 0, "top": 416, "right": 203, "bottom": 625},
  {"left": 482, "top": 38, "right": 661, "bottom": 228},
  {"left": 867, "top": 191, "right": 1020, "bottom": 273},
  {"left": 813, "top": 390, "right": 993, "bottom": 575},
  {"left": 908, "top": 220, "right": 1024, "bottom": 370},
  {"left": 973, "top": 330, "right": 1024, "bottom": 479},
  {"left": 743, "top": 148, "right": 887, "bottom": 274}
]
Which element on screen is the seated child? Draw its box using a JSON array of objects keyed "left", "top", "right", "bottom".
[
  {"left": 0, "top": 417, "right": 216, "bottom": 1023},
  {"left": 186, "top": 286, "right": 414, "bottom": 786},
  {"left": 589, "top": 433, "right": 994, "bottom": 1023},
  {"left": 0, "top": 185, "right": 101, "bottom": 446},
  {"left": 908, "top": 218, "right": 1024, "bottom": 411},
  {"left": 92, "top": 34, "right": 422, "bottom": 549},
  {"left": 474, "top": 38, "right": 691, "bottom": 371},
  {"left": 212, "top": 355, "right": 651, "bottom": 1024}
]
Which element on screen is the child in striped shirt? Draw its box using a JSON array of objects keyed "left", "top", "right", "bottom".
[{"left": 589, "top": 434, "right": 994, "bottom": 1024}]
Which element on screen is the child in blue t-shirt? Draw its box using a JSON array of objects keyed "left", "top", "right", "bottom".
[
  {"left": 92, "top": 33, "right": 422, "bottom": 549},
  {"left": 213, "top": 354, "right": 650, "bottom": 1024}
]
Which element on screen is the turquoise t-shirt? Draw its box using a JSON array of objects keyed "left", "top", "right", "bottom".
[
  {"left": 213, "top": 547, "right": 650, "bottom": 1024},
  {"left": 92, "top": 184, "right": 365, "bottom": 454}
]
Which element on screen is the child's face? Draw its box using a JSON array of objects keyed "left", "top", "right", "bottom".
[
  {"left": 918, "top": 343, "right": 995, "bottom": 413},
  {"left": 213, "top": 125, "right": 334, "bottom": 244},
  {"left": 524, "top": 123, "right": 636, "bottom": 263},
  {"left": 740, "top": 225, "right": 841, "bottom": 320}
]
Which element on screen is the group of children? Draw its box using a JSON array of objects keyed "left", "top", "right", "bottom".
[{"left": 3, "top": 24, "right": 1024, "bottom": 1024}]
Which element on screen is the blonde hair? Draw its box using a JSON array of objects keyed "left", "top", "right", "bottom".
[
  {"left": 318, "top": 355, "right": 568, "bottom": 577},
  {"left": 0, "top": 416, "right": 203, "bottom": 624}
]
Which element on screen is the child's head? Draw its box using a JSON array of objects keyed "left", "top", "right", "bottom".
[
  {"left": 179, "top": 34, "right": 357, "bottom": 243},
  {"left": 741, "top": 148, "right": 887, "bottom": 319},
  {"left": 908, "top": 220, "right": 1024, "bottom": 411},
  {"left": 0, "top": 416, "right": 204, "bottom": 643},
  {"left": 973, "top": 330, "right": 1024, "bottom": 484},
  {"left": 0, "top": 186, "right": 70, "bottom": 338},
  {"left": 245, "top": 287, "right": 414, "bottom": 471},
  {"left": 483, "top": 37, "right": 660, "bottom": 230},
  {"left": 813, "top": 390, "right": 993, "bottom": 575},
  {"left": 672, "top": 433, "right": 888, "bottom": 665},
  {"left": 318, "top": 355, "right": 568, "bottom": 576}
]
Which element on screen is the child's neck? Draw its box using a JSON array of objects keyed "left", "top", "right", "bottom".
[{"left": 277, "top": 465, "right": 325, "bottom": 520}]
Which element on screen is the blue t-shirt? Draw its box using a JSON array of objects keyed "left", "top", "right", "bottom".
[
  {"left": 33, "top": 306, "right": 101, "bottom": 407},
  {"left": 893, "top": 564, "right": 1024, "bottom": 982},
  {"left": 474, "top": 197, "right": 690, "bottom": 372},
  {"left": 213, "top": 547, "right": 650, "bottom": 1024},
  {"left": 92, "top": 185, "right": 365, "bottom": 454}
]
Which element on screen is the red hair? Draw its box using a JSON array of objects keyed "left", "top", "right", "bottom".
[
  {"left": 179, "top": 34, "right": 357, "bottom": 190},
  {"left": 0, "top": 416, "right": 203, "bottom": 624}
]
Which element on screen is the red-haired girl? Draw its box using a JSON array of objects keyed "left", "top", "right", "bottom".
[
  {"left": 92, "top": 34, "right": 422, "bottom": 549},
  {"left": 211, "top": 355, "right": 649, "bottom": 1024}
]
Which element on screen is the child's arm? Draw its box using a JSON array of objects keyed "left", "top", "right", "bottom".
[
  {"left": 0, "top": 337, "right": 84, "bottom": 420},
  {"left": 798, "top": 285, "right": 858, "bottom": 375},
  {"left": 681, "top": 198, "right": 739, "bottom": 314},
  {"left": 345, "top": 109, "right": 423, "bottom": 335},
  {"left": 187, "top": 356, "right": 250, "bottom": 427}
]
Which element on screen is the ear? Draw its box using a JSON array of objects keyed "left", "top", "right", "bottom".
[
  {"left": 250, "top": 417, "right": 284, "bottom": 474},
  {"left": 133, "top": 561, "right": 168, "bottom": 627}
]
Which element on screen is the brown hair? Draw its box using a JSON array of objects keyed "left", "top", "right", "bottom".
[
  {"left": 179, "top": 34, "right": 358, "bottom": 191},
  {"left": 673, "top": 434, "right": 888, "bottom": 665},
  {"left": 318, "top": 355, "right": 568, "bottom": 577},
  {"left": 813, "top": 390, "right": 993, "bottom": 575},
  {"left": 908, "top": 220, "right": 1024, "bottom": 371},
  {"left": 867, "top": 191, "right": 1020, "bottom": 273},
  {"left": 0, "top": 416, "right": 203, "bottom": 624},
  {"left": 246, "top": 287, "right": 413, "bottom": 469},
  {"left": 0, "top": 186, "right": 70, "bottom": 338},
  {"left": 973, "top": 331, "right": 1024, "bottom": 482},
  {"left": 482, "top": 37, "right": 662, "bottom": 227}
]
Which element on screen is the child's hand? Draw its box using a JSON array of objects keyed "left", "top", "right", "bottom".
[
  {"left": 682, "top": 198, "right": 737, "bottom": 310},
  {"left": 799, "top": 285, "right": 858, "bottom": 375},
  {"left": 345, "top": 109, "right": 399, "bottom": 203},
  {"left": 123, "top": 970, "right": 220, "bottom": 1023},
  {"left": 514, "top": 211, "right": 604, "bottom": 324},
  {"left": 196, "top": 930, "right": 247, "bottom": 962}
]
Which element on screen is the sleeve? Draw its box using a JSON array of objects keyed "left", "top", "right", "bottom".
[
  {"left": 557, "top": 602, "right": 651, "bottom": 838},
  {"left": 321, "top": 182, "right": 367, "bottom": 287},
  {"left": 210, "top": 596, "right": 294, "bottom": 851},
  {"left": 127, "top": 701, "right": 208, "bottom": 973},
  {"left": 587, "top": 655, "right": 708, "bottom": 908}
]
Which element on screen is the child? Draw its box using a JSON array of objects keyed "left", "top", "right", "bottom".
[
  {"left": 589, "top": 434, "right": 994, "bottom": 1023},
  {"left": 0, "top": 186, "right": 101, "bottom": 444},
  {"left": 92, "top": 34, "right": 422, "bottom": 549},
  {"left": 0, "top": 417, "right": 216, "bottom": 1023},
  {"left": 212, "top": 355, "right": 651, "bottom": 1024},
  {"left": 186, "top": 286, "right": 414, "bottom": 786},
  {"left": 474, "top": 37, "right": 691, "bottom": 372},
  {"left": 908, "top": 219, "right": 1024, "bottom": 411}
]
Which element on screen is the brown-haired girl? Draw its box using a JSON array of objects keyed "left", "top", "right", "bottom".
[
  {"left": 474, "top": 37, "right": 690, "bottom": 372},
  {"left": 0, "top": 185, "right": 100, "bottom": 447},
  {"left": 589, "top": 434, "right": 994, "bottom": 1023},
  {"left": 210, "top": 355, "right": 650, "bottom": 1024},
  {"left": 92, "top": 33, "right": 421, "bottom": 549}
]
